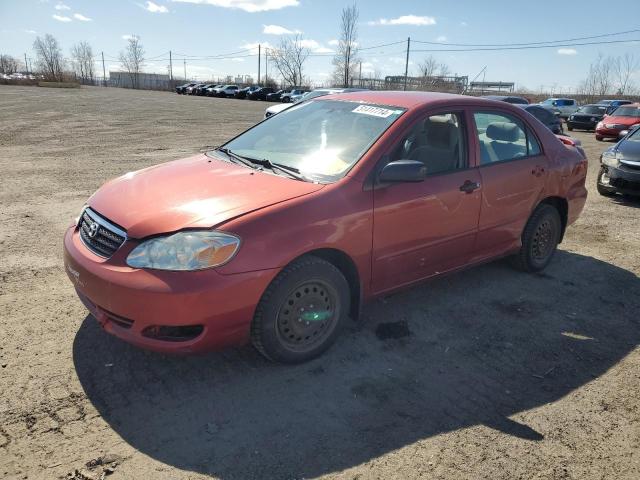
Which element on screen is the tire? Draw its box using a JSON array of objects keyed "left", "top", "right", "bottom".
[
  {"left": 597, "top": 167, "right": 617, "bottom": 197},
  {"left": 567, "top": 126, "right": 573, "bottom": 131},
  {"left": 596, "top": 135, "right": 603, "bottom": 141},
  {"left": 511, "top": 204, "right": 562, "bottom": 273},
  {"left": 251, "top": 255, "right": 350, "bottom": 363}
]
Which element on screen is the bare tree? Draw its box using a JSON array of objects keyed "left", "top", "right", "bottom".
[
  {"left": 332, "top": 4, "right": 359, "bottom": 87},
  {"left": 437, "top": 62, "right": 451, "bottom": 77},
  {"left": 70, "top": 41, "right": 95, "bottom": 83},
  {"left": 613, "top": 53, "right": 638, "bottom": 95},
  {"left": 119, "top": 35, "right": 145, "bottom": 88},
  {"left": 33, "top": 34, "right": 65, "bottom": 81},
  {"left": 271, "top": 35, "right": 310, "bottom": 87},
  {"left": 0, "top": 54, "right": 20, "bottom": 74},
  {"left": 417, "top": 55, "right": 438, "bottom": 77}
]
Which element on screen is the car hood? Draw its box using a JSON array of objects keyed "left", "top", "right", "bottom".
[
  {"left": 616, "top": 138, "right": 640, "bottom": 162},
  {"left": 603, "top": 116, "right": 640, "bottom": 126},
  {"left": 87, "top": 152, "right": 324, "bottom": 239}
]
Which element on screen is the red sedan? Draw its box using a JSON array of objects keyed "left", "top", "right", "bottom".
[
  {"left": 63, "top": 92, "right": 588, "bottom": 363},
  {"left": 595, "top": 103, "right": 640, "bottom": 141}
]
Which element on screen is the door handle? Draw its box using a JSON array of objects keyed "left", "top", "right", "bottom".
[
  {"left": 531, "top": 165, "right": 545, "bottom": 177},
  {"left": 459, "top": 180, "right": 480, "bottom": 193}
]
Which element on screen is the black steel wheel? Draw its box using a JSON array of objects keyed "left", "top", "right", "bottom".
[
  {"left": 511, "top": 204, "right": 562, "bottom": 272},
  {"left": 251, "top": 255, "right": 350, "bottom": 363}
]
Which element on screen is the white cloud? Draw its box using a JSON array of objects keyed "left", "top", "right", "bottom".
[
  {"left": 52, "top": 14, "right": 72, "bottom": 22},
  {"left": 54, "top": 3, "right": 70, "bottom": 10},
  {"left": 171, "top": 0, "right": 299, "bottom": 13},
  {"left": 557, "top": 48, "right": 577, "bottom": 55},
  {"left": 460, "top": 21, "right": 468, "bottom": 27},
  {"left": 122, "top": 34, "right": 140, "bottom": 41},
  {"left": 229, "top": 57, "right": 245, "bottom": 62},
  {"left": 435, "top": 35, "right": 447, "bottom": 42},
  {"left": 299, "top": 39, "right": 319, "bottom": 49},
  {"left": 327, "top": 39, "right": 339, "bottom": 46},
  {"left": 368, "top": 15, "right": 436, "bottom": 26},
  {"left": 313, "top": 47, "right": 333, "bottom": 54},
  {"left": 25, "top": 29, "right": 37, "bottom": 34},
  {"left": 145, "top": 1, "right": 169, "bottom": 12},
  {"left": 73, "top": 13, "right": 92, "bottom": 21},
  {"left": 240, "top": 41, "right": 274, "bottom": 54},
  {"left": 263, "top": 24, "right": 301, "bottom": 35}
]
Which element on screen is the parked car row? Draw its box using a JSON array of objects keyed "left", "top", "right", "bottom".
[{"left": 175, "top": 82, "right": 310, "bottom": 102}]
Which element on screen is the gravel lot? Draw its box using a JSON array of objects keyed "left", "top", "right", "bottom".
[{"left": 0, "top": 85, "right": 639, "bottom": 480}]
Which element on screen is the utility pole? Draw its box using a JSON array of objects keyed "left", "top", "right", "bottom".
[
  {"left": 183, "top": 59, "right": 186, "bottom": 80},
  {"left": 169, "top": 50, "right": 173, "bottom": 82},
  {"left": 359, "top": 61, "right": 362, "bottom": 87},
  {"left": 345, "top": 44, "right": 351, "bottom": 87},
  {"left": 264, "top": 48, "right": 268, "bottom": 85},
  {"left": 24, "top": 53, "right": 29, "bottom": 74},
  {"left": 258, "top": 44, "right": 261, "bottom": 84},
  {"left": 101, "top": 51, "right": 106, "bottom": 86},
  {"left": 404, "top": 37, "right": 410, "bottom": 91}
]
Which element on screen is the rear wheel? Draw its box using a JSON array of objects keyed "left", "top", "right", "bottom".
[
  {"left": 251, "top": 256, "right": 350, "bottom": 363},
  {"left": 596, "top": 135, "right": 603, "bottom": 141},
  {"left": 511, "top": 204, "right": 562, "bottom": 273},
  {"left": 597, "top": 167, "right": 617, "bottom": 197}
]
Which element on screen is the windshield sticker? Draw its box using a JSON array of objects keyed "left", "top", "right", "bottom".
[{"left": 352, "top": 105, "right": 396, "bottom": 118}]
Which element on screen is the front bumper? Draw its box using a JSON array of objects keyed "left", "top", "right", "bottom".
[
  {"left": 63, "top": 226, "right": 278, "bottom": 353},
  {"left": 568, "top": 119, "right": 597, "bottom": 130},
  {"left": 596, "top": 126, "right": 626, "bottom": 139},
  {"left": 600, "top": 164, "right": 640, "bottom": 196}
]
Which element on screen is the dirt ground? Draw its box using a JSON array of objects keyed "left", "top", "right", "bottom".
[{"left": 0, "top": 85, "right": 639, "bottom": 480}]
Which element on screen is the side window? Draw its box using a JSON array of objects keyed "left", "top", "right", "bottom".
[
  {"left": 474, "top": 112, "right": 539, "bottom": 164},
  {"left": 391, "top": 112, "right": 467, "bottom": 175}
]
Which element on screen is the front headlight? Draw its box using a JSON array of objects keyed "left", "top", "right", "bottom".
[
  {"left": 126, "top": 230, "right": 240, "bottom": 271},
  {"left": 601, "top": 150, "right": 619, "bottom": 168},
  {"left": 596, "top": 121, "right": 604, "bottom": 129}
]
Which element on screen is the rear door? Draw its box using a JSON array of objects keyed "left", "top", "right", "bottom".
[
  {"left": 470, "top": 110, "right": 548, "bottom": 262},
  {"left": 372, "top": 109, "right": 482, "bottom": 293}
]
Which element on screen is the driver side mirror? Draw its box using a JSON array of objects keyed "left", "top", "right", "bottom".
[{"left": 378, "top": 160, "right": 427, "bottom": 184}]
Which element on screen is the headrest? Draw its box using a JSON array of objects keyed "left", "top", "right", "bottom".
[
  {"left": 486, "top": 122, "right": 521, "bottom": 142},
  {"left": 425, "top": 118, "right": 457, "bottom": 149}
]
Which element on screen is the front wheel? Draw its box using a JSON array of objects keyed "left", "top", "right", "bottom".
[
  {"left": 511, "top": 204, "right": 562, "bottom": 273},
  {"left": 567, "top": 126, "right": 573, "bottom": 131},
  {"left": 251, "top": 256, "right": 350, "bottom": 363}
]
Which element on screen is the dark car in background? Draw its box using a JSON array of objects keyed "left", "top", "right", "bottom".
[
  {"left": 595, "top": 104, "right": 640, "bottom": 141},
  {"left": 186, "top": 83, "right": 205, "bottom": 95},
  {"left": 516, "top": 104, "right": 563, "bottom": 134},
  {"left": 175, "top": 82, "right": 196, "bottom": 94},
  {"left": 195, "top": 83, "right": 216, "bottom": 96},
  {"left": 567, "top": 104, "right": 608, "bottom": 131},
  {"left": 597, "top": 124, "right": 640, "bottom": 197},
  {"left": 234, "top": 86, "right": 260, "bottom": 99},
  {"left": 597, "top": 99, "right": 633, "bottom": 115},
  {"left": 248, "top": 87, "right": 275, "bottom": 100},
  {"left": 482, "top": 95, "right": 529, "bottom": 105},
  {"left": 266, "top": 89, "right": 289, "bottom": 102}
]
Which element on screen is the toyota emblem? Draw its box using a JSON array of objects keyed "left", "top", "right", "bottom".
[{"left": 88, "top": 222, "right": 99, "bottom": 238}]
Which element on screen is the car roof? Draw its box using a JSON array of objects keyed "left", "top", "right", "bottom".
[{"left": 317, "top": 90, "right": 523, "bottom": 110}]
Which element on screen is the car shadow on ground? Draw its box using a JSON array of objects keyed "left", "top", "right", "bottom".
[
  {"left": 610, "top": 194, "right": 640, "bottom": 209},
  {"left": 73, "top": 251, "right": 640, "bottom": 479}
]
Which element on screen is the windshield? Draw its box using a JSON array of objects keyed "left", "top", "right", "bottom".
[
  {"left": 578, "top": 106, "right": 607, "bottom": 114},
  {"left": 611, "top": 106, "right": 640, "bottom": 117},
  {"left": 541, "top": 99, "right": 556, "bottom": 105},
  {"left": 299, "top": 90, "right": 335, "bottom": 101},
  {"left": 222, "top": 100, "right": 405, "bottom": 182},
  {"left": 628, "top": 126, "right": 640, "bottom": 141}
]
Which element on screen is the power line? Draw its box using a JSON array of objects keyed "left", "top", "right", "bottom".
[
  {"left": 411, "top": 38, "right": 640, "bottom": 53},
  {"left": 412, "top": 28, "right": 640, "bottom": 47}
]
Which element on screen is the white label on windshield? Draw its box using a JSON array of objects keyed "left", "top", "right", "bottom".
[{"left": 352, "top": 105, "right": 395, "bottom": 118}]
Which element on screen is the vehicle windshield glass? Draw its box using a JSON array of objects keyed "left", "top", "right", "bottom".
[
  {"left": 541, "top": 99, "right": 555, "bottom": 105},
  {"left": 579, "top": 106, "right": 606, "bottom": 114},
  {"left": 299, "top": 90, "right": 333, "bottom": 101},
  {"left": 628, "top": 127, "right": 640, "bottom": 141},
  {"left": 221, "top": 100, "right": 405, "bottom": 182},
  {"left": 611, "top": 106, "right": 640, "bottom": 117}
]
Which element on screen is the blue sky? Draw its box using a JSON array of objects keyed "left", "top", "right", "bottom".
[{"left": 1, "top": 0, "right": 639, "bottom": 90}]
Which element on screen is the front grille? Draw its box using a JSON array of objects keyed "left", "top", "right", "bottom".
[{"left": 78, "top": 208, "right": 126, "bottom": 258}]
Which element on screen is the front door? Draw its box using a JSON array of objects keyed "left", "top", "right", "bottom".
[{"left": 372, "top": 110, "right": 481, "bottom": 294}]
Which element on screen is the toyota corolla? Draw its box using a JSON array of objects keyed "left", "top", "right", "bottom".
[{"left": 64, "top": 91, "right": 588, "bottom": 363}]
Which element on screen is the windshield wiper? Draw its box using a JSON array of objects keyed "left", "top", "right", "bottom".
[
  {"left": 217, "top": 147, "right": 257, "bottom": 170},
  {"left": 218, "top": 148, "right": 309, "bottom": 181}
]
